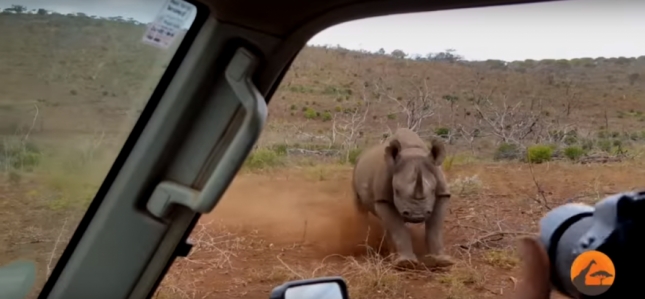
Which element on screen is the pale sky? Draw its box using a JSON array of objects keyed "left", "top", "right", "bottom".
[
  {"left": 308, "top": 0, "right": 645, "bottom": 61},
  {"left": 0, "top": 0, "right": 196, "bottom": 28},
  {"left": 2, "top": 0, "right": 644, "bottom": 61}
]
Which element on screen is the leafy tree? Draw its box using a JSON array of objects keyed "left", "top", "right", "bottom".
[
  {"left": 390, "top": 49, "right": 406, "bottom": 59},
  {"left": 4, "top": 4, "right": 27, "bottom": 14},
  {"left": 427, "top": 49, "right": 463, "bottom": 63}
]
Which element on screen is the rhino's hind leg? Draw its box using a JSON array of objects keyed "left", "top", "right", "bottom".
[
  {"left": 352, "top": 190, "right": 369, "bottom": 215},
  {"left": 373, "top": 202, "right": 419, "bottom": 269}
]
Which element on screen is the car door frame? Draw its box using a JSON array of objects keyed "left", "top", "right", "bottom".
[{"left": 37, "top": 0, "right": 559, "bottom": 298}]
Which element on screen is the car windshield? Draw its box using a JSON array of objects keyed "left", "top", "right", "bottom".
[
  {"left": 0, "top": 0, "right": 197, "bottom": 297},
  {"left": 155, "top": 0, "right": 643, "bottom": 298},
  {"left": 2, "top": 0, "right": 644, "bottom": 298}
]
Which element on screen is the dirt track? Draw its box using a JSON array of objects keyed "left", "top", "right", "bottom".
[
  {"left": 211, "top": 168, "right": 380, "bottom": 255},
  {"left": 1, "top": 159, "right": 641, "bottom": 298},
  {"left": 150, "top": 162, "right": 643, "bottom": 299}
]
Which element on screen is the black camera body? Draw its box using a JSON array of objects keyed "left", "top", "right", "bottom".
[{"left": 539, "top": 191, "right": 645, "bottom": 298}]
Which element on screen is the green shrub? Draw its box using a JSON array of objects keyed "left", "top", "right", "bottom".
[
  {"left": 243, "top": 148, "right": 285, "bottom": 170},
  {"left": 17, "top": 151, "right": 42, "bottom": 171},
  {"left": 0, "top": 141, "right": 42, "bottom": 172},
  {"left": 494, "top": 143, "right": 520, "bottom": 161},
  {"left": 270, "top": 143, "right": 288, "bottom": 155},
  {"left": 303, "top": 108, "right": 317, "bottom": 119},
  {"left": 435, "top": 127, "right": 450, "bottom": 139},
  {"left": 321, "top": 111, "right": 332, "bottom": 121},
  {"left": 563, "top": 146, "right": 585, "bottom": 161},
  {"left": 346, "top": 148, "right": 362, "bottom": 165},
  {"left": 597, "top": 139, "right": 612, "bottom": 153},
  {"left": 527, "top": 145, "right": 553, "bottom": 164}
]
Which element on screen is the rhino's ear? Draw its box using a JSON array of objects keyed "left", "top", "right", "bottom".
[
  {"left": 384, "top": 139, "right": 401, "bottom": 167},
  {"left": 429, "top": 138, "right": 446, "bottom": 166}
]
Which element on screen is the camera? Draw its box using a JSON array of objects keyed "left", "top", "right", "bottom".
[{"left": 539, "top": 191, "right": 645, "bottom": 298}]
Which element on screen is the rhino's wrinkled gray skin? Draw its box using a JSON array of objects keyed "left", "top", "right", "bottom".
[{"left": 352, "top": 128, "right": 453, "bottom": 269}]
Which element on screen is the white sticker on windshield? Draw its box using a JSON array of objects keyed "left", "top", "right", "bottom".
[{"left": 142, "top": 0, "right": 194, "bottom": 49}]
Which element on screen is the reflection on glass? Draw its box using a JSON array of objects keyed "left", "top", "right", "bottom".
[
  {"left": 0, "top": 0, "right": 197, "bottom": 297},
  {"left": 285, "top": 282, "right": 343, "bottom": 299}
]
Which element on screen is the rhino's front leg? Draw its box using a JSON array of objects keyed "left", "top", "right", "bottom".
[
  {"left": 425, "top": 196, "right": 449, "bottom": 254},
  {"left": 374, "top": 202, "right": 417, "bottom": 268},
  {"left": 422, "top": 196, "right": 454, "bottom": 268}
]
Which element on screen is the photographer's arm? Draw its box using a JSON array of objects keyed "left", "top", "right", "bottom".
[{"left": 513, "top": 237, "right": 552, "bottom": 299}]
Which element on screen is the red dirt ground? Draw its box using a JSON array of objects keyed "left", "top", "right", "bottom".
[
  {"left": 2, "top": 160, "right": 641, "bottom": 298},
  {"left": 152, "top": 161, "right": 643, "bottom": 299}
]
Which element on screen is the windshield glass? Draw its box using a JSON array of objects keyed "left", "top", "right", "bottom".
[
  {"left": 157, "top": 0, "right": 644, "bottom": 298},
  {"left": 0, "top": 0, "right": 197, "bottom": 297}
]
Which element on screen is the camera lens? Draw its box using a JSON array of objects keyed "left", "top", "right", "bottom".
[
  {"left": 539, "top": 193, "right": 645, "bottom": 298},
  {"left": 539, "top": 203, "right": 594, "bottom": 298}
]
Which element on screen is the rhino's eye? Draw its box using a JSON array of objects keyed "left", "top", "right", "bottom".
[{"left": 394, "top": 189, "right": 400, "bottom": 196}]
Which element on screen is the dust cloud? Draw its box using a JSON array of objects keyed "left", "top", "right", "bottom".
[{"left": 206, "top": 171, "right": 428, "bottom": 258}]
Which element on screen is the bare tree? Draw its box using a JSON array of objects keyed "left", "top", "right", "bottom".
[
  {"left": 539, "top": 121, "right": 577, "bottom": 145},
  {"left": 441, "top": 94, "right": 460, "bottom": 144},
  {"left": 458, "top": 117, "right": 484, "bottom": 155},
  {"left": 474, "top": 93, "right": 542, "bottom": 145},
  {"left": 377, "top": 77, "right": 437, "bottom": 133},
  {"left": 561, "top": 79, "right": 581, "bottom": 118},
  {"left": 536, "top": 79, "right": 580, "bottom": 145},
  {"left": 332, "top": 86, "right": 374, "bottom": 162}
]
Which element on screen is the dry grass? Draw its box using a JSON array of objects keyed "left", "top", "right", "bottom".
[
  {"left": 300, "top": 163, "right": 352, "bottom": 181},
  {"left": 332, "top": 260, "right": 401, "bottom": 298},
  {"left": 152, "top": 222, "right": 265, "bottom": 299},
  {"left": 270, "top": 247, "right": 410, "bottom": 299},
  {"left": 482, "top": 249, "right": 520, "bottom": 270},
  {"left": 263, "top": 228, "right": 427, "bottom": 299},
  {"left": 450, "top": 175, "right": 484, "bottom": 197},
  {"left": 340, "top": 253, "right": 409, "bottom": 299},
  {"left": 436, "top": 264, "right": 485, "bottom": 299},
  {"left": 143, "top": 222, "right": 418, "bottom": 299}
]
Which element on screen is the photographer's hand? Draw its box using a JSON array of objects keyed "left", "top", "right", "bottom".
[{"left": 513, "top": 237, "right": 552, "bottom": 299}]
